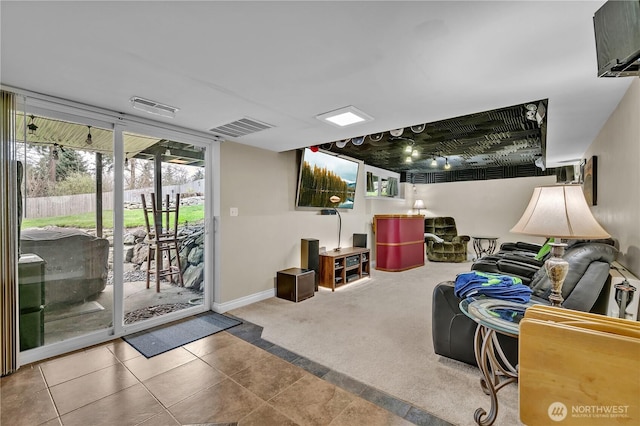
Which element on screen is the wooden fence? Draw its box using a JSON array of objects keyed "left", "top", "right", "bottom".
[
  {"left": 23, "top": 180, "right": 204, "bottom": 218},
  {"left": 24, "top": 193, "right": 114, "bottom": 219}
]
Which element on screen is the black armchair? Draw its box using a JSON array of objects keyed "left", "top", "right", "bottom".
[
  {"left": 472, "top": 239, "right": 615, "bottom": 286},
  {"left": 432, "top": 242, "right": 618, "bottom": 366},
  {"left": 471, "top": 255, "right": 544, "bottom": 286},
  {"left": 496, "top": 240, "right": 546, "bottom": 257}
]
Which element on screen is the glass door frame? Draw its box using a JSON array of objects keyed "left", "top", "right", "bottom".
[
  {"left": 114, "top": 121, "right": 215, "bottom": 337},
  {"left": 15, "top": 91, "right": 220, "bottom": 366}
]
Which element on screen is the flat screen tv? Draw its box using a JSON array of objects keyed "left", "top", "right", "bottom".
[
  {"left": 296, "top": 148, "right": 359, "bottom": 209},
  {"left": 594, "top": 0, "right": 640, "bottom": 77}
]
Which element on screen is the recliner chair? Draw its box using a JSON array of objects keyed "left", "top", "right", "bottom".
[
  {"left": 425, "top": 217, "right": 470, "bottom": 263},
  {"left": 431, "top": 242, "right": 618, "bottom": 366},
  {"left": 498, "top": 241, "right": 544, "bottom": 255},
  {"left": 472, "top": 238, "right": 615, "bottom": 286}
]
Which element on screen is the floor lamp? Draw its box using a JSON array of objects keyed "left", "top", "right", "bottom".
[
  {"left": 329, "top": 195, "right": 342, "bottom": 251},
  {"left": 510, "top": 185, "right": 610, "bottom": 306}
]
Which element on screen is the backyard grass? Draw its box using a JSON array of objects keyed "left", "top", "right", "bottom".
[{"left": 22, "top": 205, "right": 205, "bottom": 229}]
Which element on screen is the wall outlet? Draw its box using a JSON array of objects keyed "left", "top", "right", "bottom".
[{"left": 230, "top": 207, "right": 238, "bottom": 217}]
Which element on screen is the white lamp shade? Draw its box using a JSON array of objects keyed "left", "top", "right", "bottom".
[
  {"left": 413, "top": 199, "right": 426, "bottom": 209},
  {"left": 511, "top": 185, "right": 610, "bottom": 239}
]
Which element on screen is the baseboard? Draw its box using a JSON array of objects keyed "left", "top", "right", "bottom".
[{"left": 213, "top": 288, "right": 275, "bottom": 313}]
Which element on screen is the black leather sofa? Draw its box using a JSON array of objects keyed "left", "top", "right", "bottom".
[
  {"left": 432, "top": 241, "right": 618, "bottom": 366},
  {"left": 498, "top": 240, "right": 544, "bottom": 255}
]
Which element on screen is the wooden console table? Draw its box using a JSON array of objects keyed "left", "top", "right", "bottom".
[
  {"left": 319, "top": 247, "right": 370, "bottom": 291},
  {"left": 374, "top": 214, "right": 425, "bottom": 271}
]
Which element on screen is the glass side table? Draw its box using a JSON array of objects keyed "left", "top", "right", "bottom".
[{"left": 460, "top": 297, "right": 538, "bottom": 426}]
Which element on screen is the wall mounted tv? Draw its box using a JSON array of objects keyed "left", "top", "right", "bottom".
[
  {"left": 296, "top": 147, "right": 359, "bottom": 209},
  {"left": 593, "top": 0, "right": 640, "bottom": 77}
]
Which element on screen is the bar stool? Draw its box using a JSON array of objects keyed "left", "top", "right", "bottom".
[{"left": 141, "top": 193, "right": 184, "bottom": 292}]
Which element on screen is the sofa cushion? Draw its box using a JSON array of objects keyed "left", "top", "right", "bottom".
[
  {"left": 534, "top": 238, "right": 554, "bottom": 260},
  {"left": 529, "top": 243, "right": 618, "bottom": 308}
]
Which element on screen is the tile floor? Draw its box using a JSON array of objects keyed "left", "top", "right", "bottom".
[{"left": 1, "top": 318, "right": 451, "bottom": 426}]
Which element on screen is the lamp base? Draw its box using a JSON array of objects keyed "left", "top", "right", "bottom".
[{"left": 545, "top": 242, "right": 568, "bottom": 307}]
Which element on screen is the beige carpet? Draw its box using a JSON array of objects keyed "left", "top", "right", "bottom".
[{"left": 229, "top": 261, "right": 522, "bottom": 426}]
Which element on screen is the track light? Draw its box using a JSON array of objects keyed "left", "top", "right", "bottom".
[
  {"left": 405, "top": 156, "right": 412, "bottom": 163},
  {"left": 27, "top": 115, "right": 38, "bottom": 135},
  {"left": 410, "top": 124, "right": 426, "bottom": 133},
  {"left": 412, "top": 149, "right": 419, "bottom": 158},
  {"left": 352, "top": 136, "right": 365, "bottom": 146},
  {"left": 86, "top": 126, "right": 93, "bottom": 145},
  {"left": 431, "top": 157, "right": 437, "bottom": 167},
  {"left": 444, "top": 158, "right": 451, "bottom": 169}
]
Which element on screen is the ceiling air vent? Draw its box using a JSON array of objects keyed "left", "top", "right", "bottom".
[
  {"left": 209, "top": 118, "right": 274, "bottom": 138},
  {"left": 130, "top": 97, "right": 179, "bottom": 118}
]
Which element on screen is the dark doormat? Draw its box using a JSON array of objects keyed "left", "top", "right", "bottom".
[{"left": 123, "top": 311, "right": 242, "bottom": 358}]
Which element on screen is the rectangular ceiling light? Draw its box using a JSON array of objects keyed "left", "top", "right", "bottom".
[
  {"left": 130, "top": 97, "right": 179, "bottom": 118},
  {"left": 316, "top": 105, "right": 373, "bottom": 127}
]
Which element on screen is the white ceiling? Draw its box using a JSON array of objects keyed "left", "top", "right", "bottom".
[{"left": 0, "top": 1, "right": 633, "bottom": 167}]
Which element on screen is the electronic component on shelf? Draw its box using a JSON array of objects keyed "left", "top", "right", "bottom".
[{"left": 346, "top": 255, "right": 360, "bottom": 267}]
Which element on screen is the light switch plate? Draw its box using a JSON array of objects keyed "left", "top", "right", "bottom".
[{"left": 230, "top": 207, "right": 238, "bottom": 217}]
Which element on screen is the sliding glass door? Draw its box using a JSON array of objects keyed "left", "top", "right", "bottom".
[
  {"left": 13, "top": 96, "right": 214, "bottom": 363},
  {"left": 16, "top": 108, "right": 115, "bottom": 347},
  {"left": 121, "top": 132, "right": 205, "bottom": 325}
]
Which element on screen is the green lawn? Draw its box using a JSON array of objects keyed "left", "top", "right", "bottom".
[{"left": 22, "top": 205, "right": 205, "bottom": 229}]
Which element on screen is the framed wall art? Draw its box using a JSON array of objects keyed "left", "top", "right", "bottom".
[{"left": 582, "top": 155, "right": 597, "bottom": 206}]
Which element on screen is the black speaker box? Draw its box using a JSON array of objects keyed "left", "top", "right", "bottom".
[
  {"left": 301, "top": 238, "right": 319, "bottom": 290},
  {"left": 277, "top": 268, "right": 315, "bottom": 302},
  {"left": 353, "top": 233, "right": 367, "bottom": 248}
]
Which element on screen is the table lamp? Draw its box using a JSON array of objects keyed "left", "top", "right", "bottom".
[
  {"left": 413, "top": 199, "right": 426, "bottom": 215},
  {"left": 510, "top": 185, "right": 610, "bottom": 306}
]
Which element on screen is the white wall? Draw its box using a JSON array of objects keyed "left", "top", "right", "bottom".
[
  {"left": 218, "top": 79, "right": 640, "bottom": 308},
  {"left": 218, "top": 143, "right": 373, "bottom": 304},
  {"left": 410, "top": 176, "right": 557, "bottom": 252},
  {"left": 585, "top": 78, "right": 640, "bottom": 276},
  {"left": 218, "top": 140, "right": 556, "bottom": 307}
]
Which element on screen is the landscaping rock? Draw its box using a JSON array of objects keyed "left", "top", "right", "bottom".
[
  {"left": 183, "top": 263, "right": 204, "bottom": 291},
  {"left": 125, "top": 223, "right": 205, "bottom": 293},
  {"left": 187, "top": 246, "right": 203, "bottom": 264},
  {"left": 123, "top": 233, "right": 137, "bottom": 245},
  {"left": 125, "top": 246, "right": 134, "bottom": 263}
]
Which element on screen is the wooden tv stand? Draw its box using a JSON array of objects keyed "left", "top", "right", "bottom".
[{"left": 319, "top": 247, "right": 370, "bottom": 291}]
